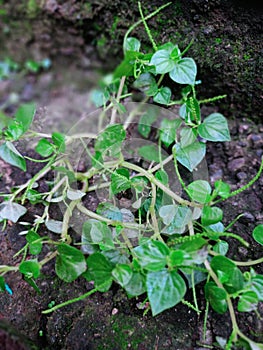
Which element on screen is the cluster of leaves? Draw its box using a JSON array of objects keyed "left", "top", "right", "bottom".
[{"left": 0, "top": 3, "right": 263, "bottom": 350}]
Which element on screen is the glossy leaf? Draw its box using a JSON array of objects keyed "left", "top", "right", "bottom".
[
  {"left": 0, "top": 201, "right": 27, "bottom": 223},
  {"left": 56, "top": 243, "right": 87, "bottom": 283},
  {"left": 111, "top": 168, "right": 131, "bottom": 195},
  {"left": 214, "top": 180, "right": 231, "bottom": 199},
  {"left": 213, "top": 241, "right": 229, "bottom": 255},
  {"left": 159, "top": 205, "right": 177, "bottom": 225},
  {"left": 160, "top": 118, "right": 181, "bottom": 147},
  {"left": 147, "top": 269, "right": 186, "bottom": 315},
  {"left": 45, "top": 219, "right": 62, "bottom": 234},
  {"left": 187, "top": 180, "right": 211, "bottom": 204},
  {"left": 90, "top": 89, "right": 110, "bottom": 107},
  {"left": 133, "top": 240, "right": 169, "bottom": 271},
  {"left": 249, "top": 274, "right": 263, "bottom": 301},
  {"left": 138, "top": 108, "right": 157, "bottom": 138},
  {"left": 124, "top": 37, "right": 141, "bottom": 53},
  {"left": 138, "top": 144, "right": 163, "bottom": 163},
  {"left": 82, "top": 219, "right": 114, "bottom": 251},
  {"left": 96, "top": 202, "right": 123, "bottom": 221},
  {"left": 26, "top": 230, "right": 42, "bottom": 255},
  {"left": 150, "top": 49, "right": 175, "bottom": 74},
  {"left": 66, "top": 188, "right": 85, "bottom": 200},
  {"left": 205, "top": 282, "right": 227, "bottom": 314},
  {"left": 112, "top": 264, "right": 133, "bottom": 287},
  {"left": 238, "top": 291, "right": 258, "bottom": 312},
  {"left": 210, "top": 255, "right": 244, "bottom": 293},
  {"left": 133, "top": 72, "right": 158, "bottom": 96},
  {"left": 14, "top": 102, "right": 36, "bottom": 133},
  {"left": 153, "top": 86, "right": 171, "bottom": 105},
  {"left": 169, "top": 58, "right": 197, "bottom": 85},
  {"left": 124, "top": 271, "right": 146, "bottom": 297},
  {"left": 174, "top": 141, "right": 206, "bottom": 172},
  {"left": 19, "top": 260, "right": 41, "bottom": 279},
  {"left": 0, "top": 141, "right": 26, "bottom": 171},
  {"left": 201, "top": 206, "right": 223, "bottom": 226},
  {"left": 35, "top": 139, "right": 54, "bottom": 157},
  {"left": 252, "top": 224, "right": 263, "bottom": 246},
  {"left": 86, "top": 252, "right": 113, "bottom": 292},
  {"left": 52, "top": 132, "right": 65, "bottom": 153},
  {"left": 198, "top": 113, "right": 230, "bottom": 142},
  {"left": 180, "top": 127, "right": 197, "bottom": 148},
  {"left": 95, "top": 124, "right": 126, "bottom": 157}
]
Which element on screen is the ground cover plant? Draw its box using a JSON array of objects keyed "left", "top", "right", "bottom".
[{"left": 0, "top": 3, "right": 263, "bottom": 349}]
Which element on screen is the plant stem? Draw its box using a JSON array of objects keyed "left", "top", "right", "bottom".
[
  {"left": 123, "top": 2, "right": 171, "bottom": 54},
  {"left": 42, "top": 287, "right": 98, "bottom": 314},
  {"left": 110, "top": 76, "right": 126, "bottom": 124},
  {"left": 121, "top": 161, "right": 202, "bottom": 208},
  {"left": 138, "top": 2, "right": 158, "bottom": 51}
]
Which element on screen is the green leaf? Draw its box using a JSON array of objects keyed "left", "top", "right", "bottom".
[
  {"left": 205, "top": 282, "right": 227, "bottom": 314},
  {"left": 249, "top": 274, "right": 263, "bottom": 301},
  {"left": 160, "top": 118, "right": 181, "bottom": 147},
  {"left": 146, "top": 269, "right": 186, "bottom": 315},
  {"left": 45, "top": 219, "right": 62, "bottom": 234},
  {"left": 187, "top": 180, "right": 211, "bottom": 204},
  {"left": 26, "top": 230, "right": 42, "bottom": 255},
  {"left": 111, "top": 168, "right": 131, "bottom": 195},
  {"left": 5, "top": 121, "right": 25, "bottom": 140},
  {"left": 114, "top": 51, "right": 141, "bottom": 78},
  {"left": 124, "top": 37, "right": 141, "bottom": 53},
  {"left": 180, "top": 127, "right": 197, "bottom": 148},
  {"left": 214, "top": 180, "right": 231, "bottom": 199},
  {"left": 90, "top": 89, "right": 110, "bottom": 107},
  {"left": 238, "top": 291, "right": 258, "bottom": 312},
  {"left": 138, "top": 108, "right": 158, "bottom": 138},
  {"left": 95, "top": 124, "right": 126, "bottom": 158},
  {"left": 124, "top": 271, "right": 146, "bottom": 297},
  {"left": 159, "top": 205, "right": 177, "bottom": 225},
  {"left": 138, "top": 144, "right": 163, "bottom": 163},
  {"left": 174, "top": 141, "right": 206, "bottom": 172},
  {"left": 201, "top": 206, "right": 223, "bottom": 226},
  {"left": 86, "top": 253, "right": 113, "bottom": 292},
  {"left": 0, "top": 141, "right": 26, "bottom": 171},
  {"left": 150, "top": 49, "right": 176, "bottom": 74},
  {"left": 52, "top": 132, "right": 65, "bottom": 153},
  {"left": 19, "top": 260, "right": 41, "bottom": 279},
  {"left": 252, "top": 224, "right": 263, "bottom": 246},
  {"left": 0, "top": 201, "right": 27, "bottom": 222},
  {"left": 26, "top": 189, "right": 42, "bottom": 204},
  {"left": 184, "top": 97, "right": 201, "bottom": 124},
  {"left": 133, "top": 240, "right": 169, "bottom": 271},
  {"left": 161, "top": 206, "right": 192, "bottom": 235},
  {"left": 169, "top": 250, "right": 185, "bottom": 266},
  {"left": 169, "top": 58, "right": 197, "bottom": 85},
  {"left": 197, "top": 113, "right": 230, "bottom": 142},
  {"left": 0, "top": 276, "right": 5, "bottom": 292},
  {"left": 96, "top": 202, "right": 123, "bottom": 221},
  {"left": 246, "top": 340, "right": 263, "bottom": 350},
  {"left": 82, "top": 219, "right": 114, "bottom": 251},
  {"left": 14, "top": 102, "right": 36, "bottom": 133},
  {"left": 213, "top": 241, "right": 229, "bottom": 255},
  {"left": 153, "top": 86, "right": 171, "bottom": 105},
  {"left": 112, "top": 264, "right": 133, "bottom": 287},
  {"left": 35, "top": 138, "right": 54, "bottom": 157},
  {"left": 155, "top": 170, "right": 169, "bottom": 185},
  {"left": 55, "top": 243, "right": 87, "bottom": 282},
  {"left": 210, "top": 255, "right": 244, "bottom": 293},
  {"left": 133, "top": 72, "right": 158, "bottom": 96}
]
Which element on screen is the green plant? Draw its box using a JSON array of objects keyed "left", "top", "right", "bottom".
[{"left": 0, "top": 3, "right": 263, "bottom": 349}]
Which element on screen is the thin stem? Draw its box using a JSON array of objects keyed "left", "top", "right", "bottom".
[
  {"left": 138, "top": 1, "right": 158, "bottom": 51},
  {"left": 121, "top": 161, "right": 202, "bottom": 208},
  {"left": 110, "top": 76, "right": 126, "bottom": 124},
  {"left": 42, "top": 288, "right": 98, "bottom": 314},
  {"left": 123, "top": 2, "right": 171, "bottom": 54}
]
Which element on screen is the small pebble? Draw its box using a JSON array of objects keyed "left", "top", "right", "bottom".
[{"left": 227, "top": 158, "right": 245, "bottom": 172}]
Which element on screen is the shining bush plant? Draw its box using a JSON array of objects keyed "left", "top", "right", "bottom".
[{"left": 0, "top": 3, "right": 263, "bottom": 349}]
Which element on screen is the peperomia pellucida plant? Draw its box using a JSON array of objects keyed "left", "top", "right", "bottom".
[{"left": 0, "top": 2, "right": 263, "bottom": 349}]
